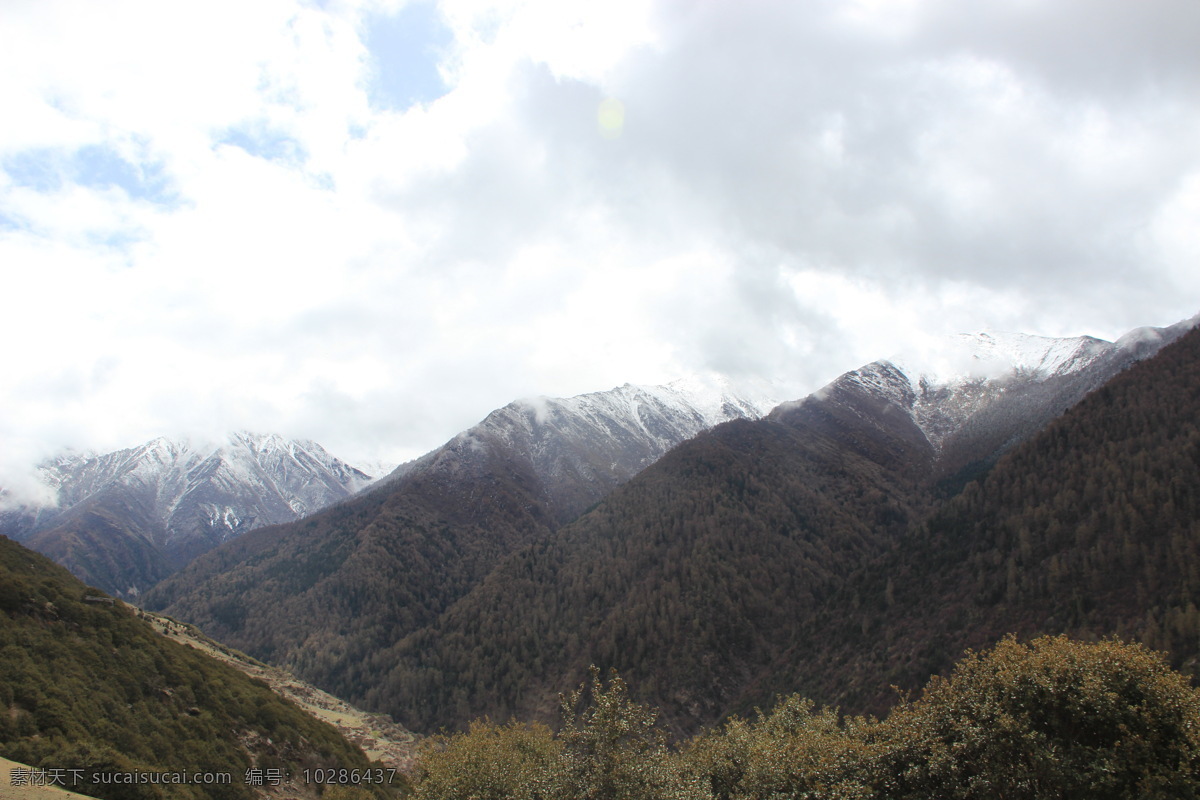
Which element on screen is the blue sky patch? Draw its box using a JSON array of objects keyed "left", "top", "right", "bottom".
[
  {"left": 364, "top": 1, "right": 452, "bottom": 111},
  {"left": 217, "top": 122, "right": 308, "bottom": 165},
  {"left": 2, "top": 144, "right": 178, "bottom": 206},
  {"left": 0, "top": 209, "right": 26, "bottom": 233},
  {"left": 4, "top": 150, "right": 63, "bottom": 192}
]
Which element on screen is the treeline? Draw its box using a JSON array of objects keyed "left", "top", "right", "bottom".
[{"left": 412, "top": 637, "right": 1200, "bottom": 800}]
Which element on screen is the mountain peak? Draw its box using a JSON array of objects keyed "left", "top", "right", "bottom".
[
  {"left": 884, "top": 330, "right": 1110, "bottom": 390},
  {"left": 819, "top": 320, "right": 1197, "bottom": 456},
  {"left": 392, "top": 375, "right": 783, "bottom": 525},
  {"left": 1, "top": 431, "right": 373, "bottom": 597}
]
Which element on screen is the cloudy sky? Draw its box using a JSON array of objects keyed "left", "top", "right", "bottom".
[{"left": 3, "top": 0, "right": 1199, "bottom": 486}]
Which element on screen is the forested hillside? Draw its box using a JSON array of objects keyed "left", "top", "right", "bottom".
[
  {"left": 146, "top": 318, "right": 1199, "bottom": 740},
  {"left": 145, "top": 380, "right": 770, "bottom": 711},
  {"left": 408, "top": 637, "right": 1200, "bottom": 800},
  {"left": 144, "top": 435, "right": 564, "bottom": 707},
  {"left": 763, "top": 321, "right": 1200, "bottom": 716},
  {"left": 362, "top": 325, "right": 1200, "bottom": 735},
  {"left": 0, "top": 535, "right": 394, "bottom": 800},
  {"left": 355, "top": 373, "right": 941, "bottom": 733}
]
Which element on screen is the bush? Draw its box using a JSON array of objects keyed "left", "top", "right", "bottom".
[
  {"left": 558, "top": 667, "right": 703, "bottom": 800},
  {"left": 683, "top": 693, "right": 872, "bottom": 800},
  {"left": 413, "top": 719, "right": 561, "bottom": 800},
  {"left": 409, "top": 638, "right": 1200, "bottom": 800},
  {"left": 412, "top": 667, "right": 703, "bottom": 800},
  {"left": 870, "top": 635, "right": 1200, "bottom": 799}
]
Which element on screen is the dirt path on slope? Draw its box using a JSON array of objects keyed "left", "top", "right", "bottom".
[{"left": 142, "top": 611, "right": 421, "bottom": 773}]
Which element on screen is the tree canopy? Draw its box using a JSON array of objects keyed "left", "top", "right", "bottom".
[{"left": 410, "top": 636, "right": 1200, "bottom": 800}]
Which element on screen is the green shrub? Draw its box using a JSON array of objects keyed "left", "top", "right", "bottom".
[
  {"left": 871, "top": 635, "right": 1200, "bottom": 799},
  {"left": 683, "top": 695, "right": 871, "bottom": 800},
  {"left": 558, "top": 667, "right": 704, "bottom": 800},
  {"left": 409, "top": 638, "right": 1200, "bottom": 800},
  {"left": 413, "top": 719, "right": 561, "bottom": 800}
]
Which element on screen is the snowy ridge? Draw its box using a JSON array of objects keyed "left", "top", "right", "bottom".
[
  {"left": 9, "top": 432, "right": 373, "bottom": 562},
  {"left": 0, "top": 431, "right": 378, "bottom": 596},
  {"left": 407, "top": 373, "right": 781, "bottom": 523},
  {"left": 510, "top": 374, "right": 778, "bottom": 447},
  {"left": 834, "top": 321, "right": 1194, "bottom": 451},
  {"left": 885, "top": 331, "right": 1110, "bottom": 389}
]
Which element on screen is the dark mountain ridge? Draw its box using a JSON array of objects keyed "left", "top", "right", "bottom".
[
  {"left": 752, "top": 320, "right": 1200, "bottom": 720},
  {"left": 345, "top": 317, "right": 1199, "bottom": 734},
  {"left": 366, "top": 406, "right": 931, "bottom": 732}
]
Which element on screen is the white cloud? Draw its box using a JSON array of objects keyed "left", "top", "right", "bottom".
[{"left": 2, "top": 0, "right": 1199, "bottom": 478}]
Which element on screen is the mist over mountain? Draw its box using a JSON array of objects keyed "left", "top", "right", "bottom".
[
  {"left": 814, "top": 318, "right": 1198, "bottom": 489},
  {"left": 0, "top": 432, "right": 373, "bottom": 597}
]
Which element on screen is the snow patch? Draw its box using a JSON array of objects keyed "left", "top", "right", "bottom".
[
  {"left": 887, "top": 331, "right": 1109, "bottom": 388},
  {"left": 15, "top": 432, "right": 370, "bottom": 551}
]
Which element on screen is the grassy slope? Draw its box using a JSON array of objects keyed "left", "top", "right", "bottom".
[
  {"left": 0, "top": 535, "right": 397, "bottom": 800},
  {"left": 141, "top": 611, "right": 420, "bottom": 773}
]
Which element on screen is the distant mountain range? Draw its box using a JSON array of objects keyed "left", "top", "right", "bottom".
[
  {"left": 2, "top": 375, "right": 780, "bottom": 603},
  {"left": 0, "top": 432, "right": 374, "bottom": 597},
  {"left": 10, "top": 310, "right": 1196, "bottom": 800},
  {"left": 146, "top": 314, "right": 1199, "bottom": 735},
  {"left": 143, "top": 376, "right": 778, "bottom": 695}
]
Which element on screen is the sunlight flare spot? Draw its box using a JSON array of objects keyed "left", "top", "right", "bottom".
[{"left": 597, "top": 97, "right": 624, "bottom": 139}]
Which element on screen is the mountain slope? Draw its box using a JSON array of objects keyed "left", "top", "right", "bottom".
[
  {"left": 149, "top": 317, "right": 1195, "bottom": 735},
  {"left": 352, "top": 317, "right": 1196, "bottom": 734},
  {"left": 376, "top": 375, "right": 779, "bottom": 524},
  {"left": 0, "top": 534, "right": 394, "bottom": 800},
  {"left": 139, "top": 610, "right": 420, "bottom": 772},
  {"left": 826, "top": 322, "right": 1194, "bottom": 486},
  {"left": 747, "top": 321, "right": 1200, "bottom": 720},
  {"left": 1, "top": 433, "right": 373, "bottom": 597},
  {"left": 367, "top": 406, "right": 931, "bottom": 733},
  {"left": 146, "top": 378, "right": 776, "bottom": 706}
]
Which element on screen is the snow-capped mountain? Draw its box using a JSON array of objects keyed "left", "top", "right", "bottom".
[
  {"left": 50, "top": 432, "right": 371, "bottom": 531},
  {"left": 148, "top": 313, "right": 1199, "bottom": 728},
  {"left": 857, "top": 331, "right": 1111, "bottom": 450},
  {"left": 1, "top": 432, "right": 374, "bottom": 597},
  {"left": 390, "top": 374, "right": 780, "bottom": 523},
  {"left": 794, "top": 317, "right": 1198, "bottom": 479},
  {"left": 144, "top": 375, "right": 781, "bottom": 677}
]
